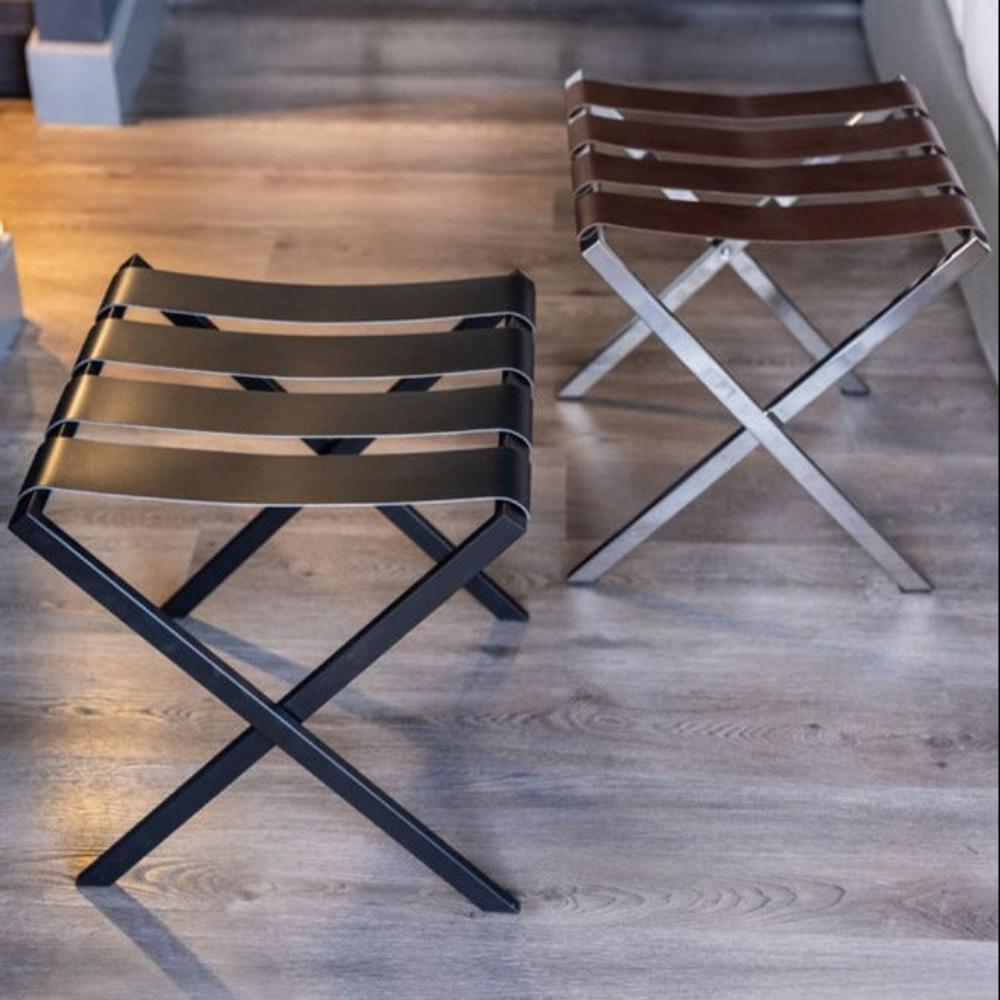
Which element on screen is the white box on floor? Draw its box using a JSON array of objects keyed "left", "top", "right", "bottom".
[{"left": 25, "top": 0, "right": 164, "bottom": 125}]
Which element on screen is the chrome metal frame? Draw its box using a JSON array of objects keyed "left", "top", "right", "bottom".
[
  {"left": 561, "top": 71, "right": 989, "bottom": 586},
  {"left": 567, "top": 227, "right": 988, "bottom": 584}
]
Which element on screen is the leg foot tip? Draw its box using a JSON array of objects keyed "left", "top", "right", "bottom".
[
  {"left": 498, "top": 610, "right": 530, "bottom": 623},
  {"left": 482, "top": 894, "right": 520, "bottom": 914},
  {"left": 76, "top": 871, "right": 112, "bottom": 887}
]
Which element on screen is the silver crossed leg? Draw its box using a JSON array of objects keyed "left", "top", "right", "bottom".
[
  {"left": 567, "top": 229, "right": 988, "bottom": 586},
  {"left": 559, "top": 236, "right": 868, "bottom": 399}
]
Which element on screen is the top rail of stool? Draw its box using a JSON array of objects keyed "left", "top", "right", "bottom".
[
  {"left": 565, "top": 73, "right": 925, "bottom": 121},
  {"left": 570, "top": 149, "right": 962, "bottom": 199},
  {"left": 567, "top": 113, "right": 943, "bottom": 162},
  {"left": 76, "top": 317, "right": 534, "bottom": 383},
  {"left": 100, "top": 265, "right": 536, "bottom": 330},
  {"left": 574, "top": 191, "right": 984, "bottom": 244}
]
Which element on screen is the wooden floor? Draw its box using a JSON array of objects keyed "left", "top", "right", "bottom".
[{"left": 0, "top": 5, "right": 997, "bottom": 998}]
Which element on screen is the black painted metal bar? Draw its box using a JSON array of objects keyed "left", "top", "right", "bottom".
[{"left": 10, "top": 494, "right": 524, "bottom": 912}]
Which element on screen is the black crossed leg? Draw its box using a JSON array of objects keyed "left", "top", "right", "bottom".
[
  {"left": 10, "top": 491, "right": 526, "bottom": 911},
  {"left": 111, "top": 256, "right": 527, "bottom": 623}
]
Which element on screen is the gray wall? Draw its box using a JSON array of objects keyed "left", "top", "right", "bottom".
[{"left": 863, "top": 0, "right": 998, "bottom": 380}]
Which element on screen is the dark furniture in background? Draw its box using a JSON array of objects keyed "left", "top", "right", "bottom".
[
  {"left": 0, "top": 0, "right": 31, "bottom": 95},
  {"left": 32, "top": 0, "right": 119, "bottom": 41}
]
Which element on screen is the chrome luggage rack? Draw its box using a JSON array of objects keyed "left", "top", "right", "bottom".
[{"left": 560, "top": 72, "right": 990, "bottom": 587}]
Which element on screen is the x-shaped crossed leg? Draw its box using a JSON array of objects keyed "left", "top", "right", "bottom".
[
  {"left": 566, "top": 229, "right": 986, "bottom": 585},
  {"left": 11, "top": 491, "right": 525, "bottom": 911}
]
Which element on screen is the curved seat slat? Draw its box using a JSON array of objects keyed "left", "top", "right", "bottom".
[
  {"left": 22, "top": 438, "right": 531, "bottom": 516},
  {"left": 567, "top": 113, "right": 941, "bottom": 161},
  {"left": 51, "top": 377, "right": 533, "bottom": 447},
  {"left": 571, "top": 148, "right": 960, "bottom": 198},
  {"left": 565, "top": 77, "right": 923, "bottom": 121},
  {"left": 100, "top": 266, "right": 536, "bottom": 329},
  {"left": 575, "top": 190, "right": 983, "bottom": 243},
  {"left": 78, "top": 319, "right": 534, "bottom": 383}
]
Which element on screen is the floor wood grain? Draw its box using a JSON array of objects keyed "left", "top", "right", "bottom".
[{"left": 0, "top": 4, "right": 996, "bottom": 999}]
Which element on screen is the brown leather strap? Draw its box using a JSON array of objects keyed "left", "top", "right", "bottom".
[
  {"left": 571, "top": 148, "right": 961, "bottom": 198},
  {"left": 565, "top": 78, "right": 924, "bottom": 120},
  {"left": 568, "top": 113, "right": 942, "bottom": 160},
  {"left": 575, "top": 190, "right": 983, "bottom": 243},
  {"left": 100, "top": 266, "right": 536, "bottom": 328}
]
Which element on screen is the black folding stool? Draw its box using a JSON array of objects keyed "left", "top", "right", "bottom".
[
  {"left": 9, "top": 257, "right": 535, "bottom": 911},
  {"left": 560, "top": 73, "right": 990, "bottom": 586}
]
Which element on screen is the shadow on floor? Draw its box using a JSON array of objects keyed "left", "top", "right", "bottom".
[{"left": 81, "top": 885, "right": 235, "bottom": 999}]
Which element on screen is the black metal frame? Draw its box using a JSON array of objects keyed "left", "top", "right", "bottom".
[
  {"left": 10, "top": 491, "right": 525, "bottom": 911},
  {"left": 9, "top": 256, "right": 535, "bottom": 912}
]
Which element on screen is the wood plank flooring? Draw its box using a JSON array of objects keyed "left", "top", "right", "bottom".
[{"left": 0, "top": 5, "right": 996, "bottom": 998}]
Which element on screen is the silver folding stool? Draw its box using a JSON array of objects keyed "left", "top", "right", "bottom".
[{"left": 561, "top": 72, "right": 990, "bottom": 587}]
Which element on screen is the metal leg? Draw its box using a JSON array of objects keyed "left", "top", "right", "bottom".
[
  {"left": 726, "top": 247, "right": 869, "bottom": 396},
  {"left": 568, "top": 430, "right": 757, "bottom": 583},
  {"left": 377, "top": 504, "right": 528, "bottom": 620},
  {"left": 11, "top": 495, "right": 525, "bottom": 911},
  {"left": 558, "top": 239, "right": 730, "bottom": 399},
  {"left": 558, "top": 235, "right": 869, "bottom": 402},
  {"left": 568, "top": 231, "right": 987, "bottom": 587},
  {"left": 160, "top": 506, "right": 298, "bottom": 617},
  {"left": 163, "top": 494, "right": 527, "bottom": 623}
]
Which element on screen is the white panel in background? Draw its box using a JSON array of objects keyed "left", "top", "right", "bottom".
[{"left": 25, "top": 0, "right": 165, "bottom": 126}]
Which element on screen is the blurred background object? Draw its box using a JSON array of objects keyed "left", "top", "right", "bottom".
[
  {"left": 24, "top": 0, "right": 164, "bottom": 124},
  {"left": 0, "top": 0, "right": 31, "bottom": 96},
  {"left": 0, "top": 222, "right": 23, "bottom": 355}
]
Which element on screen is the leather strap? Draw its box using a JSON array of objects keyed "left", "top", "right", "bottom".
[
  {"left": 566, "top": 77, "right": 923, "bottom": 120},
  {"left": 571, "top": 147, "right": 961, "bottom": 198},
  {"left": 575, "top": 190, "right": 983, "bottom": 243},
  {"left": 568, "top": 112, "right": 942, "bottom": 160}
]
